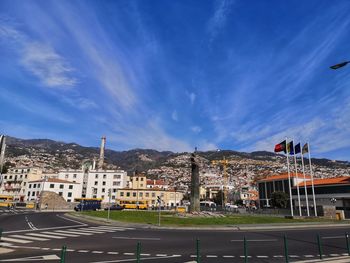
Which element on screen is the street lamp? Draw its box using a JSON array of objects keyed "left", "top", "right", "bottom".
[{"left": 330, "top": 61, "right": 350, "bottom": 70}]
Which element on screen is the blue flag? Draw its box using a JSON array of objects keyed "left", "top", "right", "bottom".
[{"left": 294, "top": 143, "right": 301, "bottom": 154}]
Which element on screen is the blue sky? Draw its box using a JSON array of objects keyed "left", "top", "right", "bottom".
[{"left": 1, "top": 1, "right": 350, "bottom": 161}]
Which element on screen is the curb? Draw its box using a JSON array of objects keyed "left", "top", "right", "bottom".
[
  {"left": 295, "top": 256, "right": 350, "bottom": 262},
  {"left": 66, "top": 213, "right": 350, "bottom": 231}
]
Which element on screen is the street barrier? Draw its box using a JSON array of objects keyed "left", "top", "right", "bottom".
[
  {"left": 196, "top": 238, "right": 201, "bottom": 263},
  {"left": 317, "top": 233, "right": 323, "bottom": 259},
  {"left": 136, "top": 242, "right": 141, "bottom": 263},
  {"left": 60, "top": 245, "right": 67, "bottom": 263},
  {"left": 244, "top": 236, "right": 248, "bottom": 263},
  {"left": 346, "top": 232, "right": 350, "bottom": 256},
  {"left": 284, "top": 234, "right": 289, "bottom": 263}
]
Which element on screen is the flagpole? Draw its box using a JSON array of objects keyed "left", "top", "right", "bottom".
[
  {"left": 308, "top": 142, "right": 317, "bottom": 216},
  {"left": 286, "top": 138, "right": 294, "bottom": 217},
  {"left": 301, "top": 149, "right": 310, "bottom": 216},
  {"left": 293, "top": 140, "right": 302, "bottom": 216}
]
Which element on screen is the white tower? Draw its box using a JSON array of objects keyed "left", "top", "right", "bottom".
[{"left": 98, "top": 136, "right": 106, "bottom": 170}]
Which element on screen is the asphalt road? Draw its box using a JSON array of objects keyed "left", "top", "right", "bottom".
[{"left": 1, "top": 210, "right": 350, "bottom": 262}]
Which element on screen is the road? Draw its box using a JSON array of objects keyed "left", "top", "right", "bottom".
[{"left": 1, "top": 209, "right": 350, "bottom": 262}]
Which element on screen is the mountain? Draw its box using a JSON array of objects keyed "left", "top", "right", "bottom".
[{"left": 3, "top": 137, "right": 350, "bottom": 183}]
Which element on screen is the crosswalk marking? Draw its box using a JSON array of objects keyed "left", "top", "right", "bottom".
[
  {"left": 56, "top": 230, "right": 92, "bottom": 235},
  {"left": 25, "top": 233, "right": 66, "bottom": 239},
  {"left": 47, "top": 231, "right": 79, "bottom": 237},
  {"left": 9, "top": 235, "right": 48, "bottom": 241},
  {"left": 1, "top": 237, "right": 32, "bottom": 244},
  {"left": 72, "top": 229, "right": 110, "bottom": 233}
]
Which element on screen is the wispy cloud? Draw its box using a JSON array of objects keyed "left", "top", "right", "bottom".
[
  {"left": 191, "top": 126, "right": 202, "bottom": 133},
  {"left": 207, "top": 0, "right": 234, "bottom": 43},
  {"left": 21, "top": 42, "right": 77, "bottom": 88},
  {"left": 171, "top": 110, "right": 178, "bottom": 121}
]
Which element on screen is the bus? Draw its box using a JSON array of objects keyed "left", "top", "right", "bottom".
[
  {"left": 0, "top": 195, "right": 14, "bottom": 208},
  {"left": 74, "top": 198, "right": 102, "bottom": 211},
  {"left": 119, "top": 200, "right": 148, "bottom": 210}
]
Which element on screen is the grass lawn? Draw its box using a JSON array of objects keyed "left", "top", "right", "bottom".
[{"left": 80, "top": 210, "right": 337, "bottom": 226}]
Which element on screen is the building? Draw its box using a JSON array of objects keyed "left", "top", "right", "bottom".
[
  {"left": 146, "top": 179, "right": 168, "bottom": 190},
  {"left": 25, "top": 178, "right": 82, "bottom": 203},
  {"left": 0, "top": 167, "right": 43, "bottom": 201},
  {"left": 57, "top": 169, "right": 129, "bottom": 203},
  {"left": 257, "top": 173, "right": 311, "bottom": 208},
  {"left": 294, "top": 177, "right": 350, "bottom": 213},
  {"left": 116, "top": 174, "right": 184, "bottom": 207}
]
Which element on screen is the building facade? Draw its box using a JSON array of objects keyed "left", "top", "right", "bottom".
[
  {"left": 25, "top": 178, "right": 82, "bottom": 203},
  {"left": 0, "top": 167, "right": 43, "bottom": 201}
]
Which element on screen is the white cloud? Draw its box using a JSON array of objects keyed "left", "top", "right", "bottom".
[
  {"left": 61, "top": 96, "right": 98, "bottom": 110},
  {"left": 171, "top": 110, "right": 178, "bottom": 121},
  {"left": 191, "top": 126, "right": 202, "bottom": 133},
  {"left": 207, "top": 0, "right": 234, "bottom": 43},
  {"left": 21, "top": 42, "right": 77, "bottom": 88}
]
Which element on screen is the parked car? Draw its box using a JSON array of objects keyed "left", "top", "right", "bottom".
[
  {"left": 225, "top": 203, "right": 238, "bottom": 209},
  {"left": 104, "top": 204, "right": 124, "bottom": 211}
]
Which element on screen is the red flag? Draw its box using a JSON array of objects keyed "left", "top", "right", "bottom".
[{"left": 274, "top": 140, "right": 286, "bottom": 153}]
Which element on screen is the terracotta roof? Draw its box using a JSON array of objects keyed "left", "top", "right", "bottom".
[
  {"left": 29, "top": 178, "right": 78, "bottom": 184},
  {"left": 297, "top": 177, "right": 350, "bottom": 187},
  {"left": 146, "top": 179, "right": 166, "bottom": 185},
  {"left": 258, "top": 173, "right": 311, "bottom": 182}
]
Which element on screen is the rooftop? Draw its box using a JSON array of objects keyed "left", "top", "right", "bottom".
[
  {"left": 297, "top": 176, "right": 350, "bottom": 187},
  {"left": 29, "top": 178, "right": 78, "bottom": 184},
  {"left": 258, "top": 173, "right": 311, "bottom": 182}
]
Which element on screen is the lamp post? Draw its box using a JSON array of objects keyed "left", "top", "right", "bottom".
[{"left": 330, "top": 61, "right": 350, "bottom": 70}]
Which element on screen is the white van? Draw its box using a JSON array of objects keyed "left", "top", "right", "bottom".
[{"left": 200, "top": 201, "right": 217, "bottom": 211}]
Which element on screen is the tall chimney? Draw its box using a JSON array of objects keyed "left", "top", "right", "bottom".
[{"left": 98, "top": 136, "right": 106, "bottom": 170}]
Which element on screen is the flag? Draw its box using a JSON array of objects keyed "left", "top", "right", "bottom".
[
  {"left": 302, "top": 143, "right": 309, "bottom": 154},
  {"left": 294, "top": 143, "right": 301, "bottom": 154},
  {"left": 287, "top": 141, "right": 294, "bottom": 154},
  {"left": 274, "top": 140, "right": 286, "bottom": 153}
]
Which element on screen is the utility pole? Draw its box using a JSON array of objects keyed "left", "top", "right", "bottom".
[{"left": 157, "top": 196, "right": 161, "bottom": 226}]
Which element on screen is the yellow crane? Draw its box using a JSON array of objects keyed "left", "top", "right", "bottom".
[{"left": 211, "top": 156, "right": 229, "bottom": 205}]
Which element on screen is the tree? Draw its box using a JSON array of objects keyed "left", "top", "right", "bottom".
[
  {"left": 234, "top": 199, "right": 244, "bottom": 206},
  {"left": 270, "top": 191, "right": 289, "bottom": 208}
]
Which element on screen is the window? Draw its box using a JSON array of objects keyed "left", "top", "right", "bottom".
[
  {"left": 145, "top": 193, "right": 149, "bottom": 197},
  {"left": 50, "top": 184, "right": 54, "bottom": 188},
  {"left": 103, "top": 181, "right": 106, "bottom": 186},
  {"left": 126, "top": 192, "right": 130, "bottom": 197},
  {"left": 141, "top": 177, "right": 144, "bottom": 181},
  {"left": 103, "top": 174, "right": 106, "bottom": 179},
  {"left": 69, "top": 185, "right": 73, "bottom": 189},
  {"left": 73, "top": 174, "right": 77, "bottom": 179},
  {"left": 113, "top": 189, "right": 117, "bottom": 193},
  {"left": 59, "top": 184, "right": 64, "bottom": 189},
  {"left": 33, "top": 183, "right": 36, "bottom": 188},
  {"left": 67, "top": 199, "right": 71, "bottom": 202},
  {"left": 94, "top": 181, "right": 98, "bottom": 186},
  {"left": 101, "top": 195, "right": 104, "bottom": 199},
  {"left": 4, "top": 176, "right": 7, "bottom": 179},
  {"left": 113, "top": 175, "right": 121, "bottom": 179},
  {"left": 113, "top": 182, "right": 120, "bottom": 186},
  {"left": 102, "top": 188, "right": 105, "bottom": 193},
  {"left": 95, "top": 174, "right": 98, "bottom": 179},
  {"left": 133, "top": 192, "right": 136, "bottom": 197},
  {"left": 59, "top": 192, "right": 63, "bottom": 196},
  {"left": 37, "top": 184, "right": 41, "bottom": 188},
  {"left": 27, "top": 191, "right": 30, "bottom": 196},
  {"left": 120, "top": 192, "right": 124, "bottom": 197},
  {"left": 139, "top": 192, "right": 143, "bottom": 197},
  {"left": 29, "top": 184, "right": 32, "bottom": 189},
  {"left": 65, "top": 174, "right": 69, "bottom": 179},
  {"left": 152, "top": 193, "right": 156, "bottom": 197},
  {"left": 112, "top": 195, "right": 115, "bottom": 199},
  {"left": 25, "top": 175, "right": 27, "bottom": 179},
  {"left": 68, "top": 192, "right": 72, "bottom": 197},
  {"left": 140, "top": 184, "right": 143, "bottom": 187},
  {"left": 31, "top": 192, "right": 35, "bottom": 196}
]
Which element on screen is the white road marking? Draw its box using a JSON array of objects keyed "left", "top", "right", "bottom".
[
  {"left": 112, "top": 237, "right": 161, "bottom": 241},
  {"left": 330, "top": 254, "right": 340, "bottom": 256},
  {"left": 9, "top": 235, "right": 48, "bottom": 241},
  {"left": 123, "top": 253, "right": 134, "bottom": 256},
  {"left": 273, "top": 255, "right": 284, "bottom": 258},
  {"left": 223, "top": 255, "right": 234, "bottom": 258},
  {"left": 140, "top": 254, "right": 150, "bottom": 256},
  {"left": 0, "top": 254, "right": 60, "bottom": 262},
  {"left": 107, "top": 252, "right": 119, "bottom": 255},
  {"left": 94, "top": 226, "right": 134, "bottom": 230},
  {"left": 56, "top": 214, "right": 87, "bottom": 225},
  {"left": 90, "top": 255, "right": 181, "bottom": 263},
  {"left": 1, "top": 237, "right": 32, "bottom": 244},
  {"left": 290, "top": 255, "right": 299, "bottom": 258},
  {"left": 304, "top": 255, "right": 315, "bottom": 258},
  {"left": 47, "top": 231, "right": 79, "bottom": 237},
  {"left": 230, "top": 239, "right": 278, "bottom": 242},
  {"left": 4, "top": 224, "right": 90, "bottom": 234},
  {"left": 57, "top": 230, "right": 92, "bottom": 235},
  {"left": 206, "top": 255, "right": 217, "bottom": 258},
  {"left": 257, "top": 255, "right": 269, "bottom": 258},
  {"left": 156, "top": 254, "right": 167, "bottom": 257},
  {"left": 92, "top": 251, "right": 104, "bottom": 254},
  {"left": 0, "top": 242, "right": 13, "bottom": 247},
  {"left": 70, "top": 229, "right": 108, "bottom": 234},
  {"left": 25, "top": 233, "right": 65, "bottom": 239},
  {"left": 322, "top": 236, "right": 344, "bottom": 239},
  {"left": 78, "top": 250, "right": 89, "bottom": 253}
]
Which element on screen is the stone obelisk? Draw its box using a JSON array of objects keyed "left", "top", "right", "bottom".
[{"left": 190, "top": 151, "right": 200, "bottom": 212}]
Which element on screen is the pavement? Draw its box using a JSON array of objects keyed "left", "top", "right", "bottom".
[{"left": 1, "top": 210, "right": 350, "bottom": 262}]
